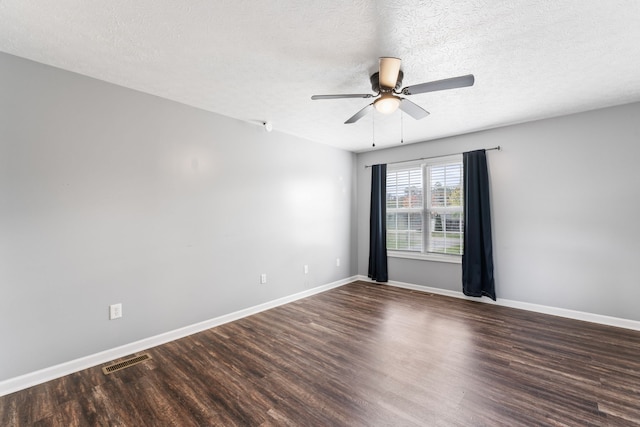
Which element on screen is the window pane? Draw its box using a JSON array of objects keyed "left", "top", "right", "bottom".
[
  {"left": 443, "top": 212, "right": 463, "bottom": 233},
  {"left": 409, "top": 230, "right": 423, "bottom": 251},
  {"left": 387, "top": 197, "right": 397, "bottom": 210},
  {"left": 386, "top": 231, "right": 398, "bottom": 250},
  {"left": 428, "top": 211, "right": 464, "bottom": 255},
  {"left": 409, "top": 212, "right": 422, "bottom": 231},
  {"left": 408, "top": 213, "right": 423, "bottom": 251},
  {"left": 386, "top": 211, "right": 422, "bottom": 252},
  {"left": 387, "top": 213, "right": 397, "bottom": 230},
  {"left": 397, "top": 212, "right": 408, "bottom": 230},
  {"left": 387, "top": 168, "right": 423, "bottom": 210},
  {"left": 430, "top": 163, "right": 462, "bottom": 208},
  {"left": 396, "top": 232, "right": 409, "bottom": 249},
  {"left": 431, "top": 182, "right": 445, "bottom": 208}
]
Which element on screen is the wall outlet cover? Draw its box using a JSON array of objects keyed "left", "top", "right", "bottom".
[{"left": 109, "top": 303, "right": 122, "bottom": 320}]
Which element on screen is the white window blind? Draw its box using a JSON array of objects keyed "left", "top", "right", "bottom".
[
  {"left": 386, "top": 168, "right": 424, "bottom": 251},
  {"left": 386, "top": 156, "right": 464, "bottom": 258}
]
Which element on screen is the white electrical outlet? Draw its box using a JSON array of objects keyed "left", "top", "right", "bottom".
[
  {"left": 304, "top": 265, "right": 309, "bottom": 274},
  {"left": 109, "top": 303, "right": 122, "bottom": 320},
  {"left": 336, "top": 258, "right": 340, "bottom": 267},
  {"left": 260, "top": 273, "right": 267, "bottom": 284}
]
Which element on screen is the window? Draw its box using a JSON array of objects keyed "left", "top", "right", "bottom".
[{"left": 386, "top": 156, "right": 463, "bottom": 260}]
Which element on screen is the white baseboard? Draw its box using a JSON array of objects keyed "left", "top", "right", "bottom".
[
  {"left": 0, "top": 276, "right": 357, "bottom": 397},
  {"left": 5, "top": 274, "right": 637, "bottom": 397},
  {"left": 356, "top": 275, "right": 640, "bottom": 332}
]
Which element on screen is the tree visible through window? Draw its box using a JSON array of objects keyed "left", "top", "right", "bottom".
[{"left": 386, "top": 157, "right": 463, "bottom": 256}]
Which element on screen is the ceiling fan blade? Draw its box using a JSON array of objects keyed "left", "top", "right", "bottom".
[
  {"left": 311, "top": 94, "right": 374, "bottom": 100},
  {"left": 401, "top": 74, "right": 475, "bottom": 95},
  {"left": 379, "top": 57, "right": 402, "bottom": 89},
  {"left": 399, "top": 99, "right": 430, "bottom": 120},
  {"left": 345, "top": 103, "right": 374, "bottom": 124}
]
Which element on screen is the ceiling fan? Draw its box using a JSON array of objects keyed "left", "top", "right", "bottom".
[{"left": 311, "top": 57, "right": 474, "bottom": 124}]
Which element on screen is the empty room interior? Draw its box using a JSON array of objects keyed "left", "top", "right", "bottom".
[{"left": 1, "top": 1, "right": 640, "bottom": 425}]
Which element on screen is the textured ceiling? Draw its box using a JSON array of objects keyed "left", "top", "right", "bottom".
[{"left": 2, "top": 1, "right": 640, "bottom": 152}]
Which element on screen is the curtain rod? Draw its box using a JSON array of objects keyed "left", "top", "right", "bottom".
[{"left": 364, "top": 146, "right": 501, "bottom": 169}]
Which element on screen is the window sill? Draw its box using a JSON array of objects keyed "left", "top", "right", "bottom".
[{"left": 387, "top": 250, "right": 462, "bottom": 264}]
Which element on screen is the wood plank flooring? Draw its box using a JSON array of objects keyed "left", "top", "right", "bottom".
[{"left": 1, "top": 281, "right": 640, "bottom": 426}]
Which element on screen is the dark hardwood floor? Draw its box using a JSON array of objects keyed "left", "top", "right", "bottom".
[{"left": 2, "top": 281, "right": 640, "bottom": 426}]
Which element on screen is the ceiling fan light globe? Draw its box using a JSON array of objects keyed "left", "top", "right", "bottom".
[{"left": 374, "top": 95, "right": 401, "bottom": 114}]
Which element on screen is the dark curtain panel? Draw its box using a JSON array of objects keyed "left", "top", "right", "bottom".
[
  {"left": 368, "top": 164, "right": 388, "bottom": 282},
  {"left": 462, "top": 150, "right": 496, "bottom": 300}
]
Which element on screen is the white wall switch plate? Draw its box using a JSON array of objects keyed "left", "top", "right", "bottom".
[
  {"left": 260, "top": 273, "right": 267, "bottom": 284},
  {"left": 304, "top": 265, "right": 309, "bottom": 274},
  {"left": 336, "top": 258, "right": 340, "bottom": 267}
]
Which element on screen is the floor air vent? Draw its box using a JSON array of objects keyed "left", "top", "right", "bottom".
[{"left": 102, "top": 353, "right": 152, "bottom": 375}]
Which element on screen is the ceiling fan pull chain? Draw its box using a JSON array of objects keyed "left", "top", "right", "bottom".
[
  {"left": 372, "top": 113, "right": 376, "bottom": 147},
  {"left": 401, "top": 112, "right": 404, "bottom": 144}
]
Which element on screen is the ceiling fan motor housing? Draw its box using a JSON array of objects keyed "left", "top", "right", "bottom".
[{"left": 370, "top": 70, "right": 404, "bottom": 93}]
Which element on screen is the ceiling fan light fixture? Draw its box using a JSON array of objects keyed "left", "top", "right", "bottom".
[{"left": 374, "top": 93, "right": 401, "bottom": 114}]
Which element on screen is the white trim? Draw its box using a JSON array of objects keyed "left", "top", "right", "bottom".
[
  {"left": 356, "top": 275, "right": 640, "bottom": 332},
  {"left": 0, "top": 276, "right": 356, "bottom": 397},
  {"left": 388, "top": 250, "right": 462, "bottom": 264}
]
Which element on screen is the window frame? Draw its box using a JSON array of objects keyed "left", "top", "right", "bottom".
[{"left": 386, "top": 155, "right": 463, "bottom": 264}]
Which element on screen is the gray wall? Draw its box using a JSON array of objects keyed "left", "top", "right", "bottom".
[
  {"left": 357, "top": 102, "right": 640, "bottom": 322},
  {"left": 0, "top": 53, "right": 356, "bottom": 381},
  {"left": 3, "top": 48, "right": 640, "bottom": 383}
]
